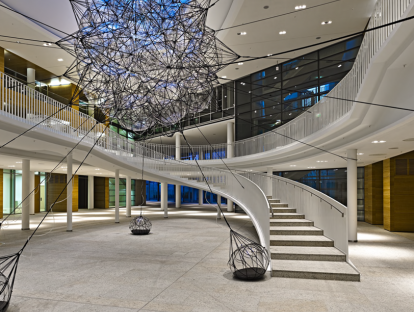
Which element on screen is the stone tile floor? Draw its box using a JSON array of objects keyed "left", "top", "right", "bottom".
[{"left": 0, "top": 203, "right": 413, "bottom": 312}]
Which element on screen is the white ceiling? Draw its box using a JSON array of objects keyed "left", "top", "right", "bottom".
[{"left": 0, "top": 0, "right": 376, "bottom": 80}]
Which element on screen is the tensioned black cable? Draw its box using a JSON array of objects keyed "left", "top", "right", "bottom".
[
  {"left": 214, "top": 0, "right": 341, "bottom": 32},
  {"left": 220, "top": 109, "right": 351, "bottom": 161},
  {"left": 0, "top": 34, "right": 54, "bottom": 43},
  {"left": 0, "top": 40, "right": 61, "bottom": 49},
  {"left": 0, "top": 4, "right": 72, "bottom": 36},
  {"left": 0, "top": 119, "right": 103, "bottom": 225},
  {"left": 20, "top": 122, "right": 110, "bottom": 251},
  {"left": 192, "top": 123, "right": 244, "bottom": 189},
  {"left": 180, "top": 131, "right": 232, "bottom": 228}
]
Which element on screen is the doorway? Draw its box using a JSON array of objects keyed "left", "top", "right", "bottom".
[{"left": 78, "top": 176, "right": 88, "bottom": 209}]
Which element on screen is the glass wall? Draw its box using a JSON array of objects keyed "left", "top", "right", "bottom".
[
  {"left": 3, "top": 170, "right": 15, "bottom": 215},
  {"left": 234, "top": 35, "right": 363, "bottom": 140},
  {"left": 109, "top": 178, "right": 127, "bottom": 207},
  {"left": 274, "top": 167, "right": 365, "bottom": 221}
]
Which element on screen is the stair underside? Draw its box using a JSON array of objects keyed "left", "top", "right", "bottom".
[{"left": 271, "top": 260, "right": 360, "bottom": 281}]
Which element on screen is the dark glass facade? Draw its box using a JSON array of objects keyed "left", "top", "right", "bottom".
[
  {"left": 234, "top": 36, "right": 363, "bottom": 140},
  {"left": 274, "top": 168, "right": 365, "bottom": 221}
]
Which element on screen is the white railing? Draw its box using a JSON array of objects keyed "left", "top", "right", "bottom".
[
  {"left": 271, "top": 175, "right": 348, "bottom": 259},
  {"left": 0, "top": 71, "right": 271, "bottom": 254},
  {"left": 144, "top": 0, "right": 413, "bottom": 160}
]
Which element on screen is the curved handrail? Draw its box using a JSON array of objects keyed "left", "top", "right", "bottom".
[
  {"left": 235, "top": 169, "right": 345, "bottom": 217},
  {"left": 143, "top": 0, "right": 413, "bottom": 160}
]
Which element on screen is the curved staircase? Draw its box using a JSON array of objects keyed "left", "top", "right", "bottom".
[{"left": 267, "top": 196, "right": 360, "bottom": 281}]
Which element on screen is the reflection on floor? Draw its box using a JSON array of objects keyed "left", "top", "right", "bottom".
[{"left": 0, "top": 204, "right": 413, "bottom": 312}]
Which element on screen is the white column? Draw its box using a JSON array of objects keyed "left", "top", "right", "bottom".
[
  {"left": 175, "top": 134, "right": 181, "bottom": 209},
  {"left": 115, "top": 169, "right": 120, "bottom": 223},
  {"left": 175, "top": 185, "right": 181, "bottom": 208},
  {"left": 227, "top": 121, "right": 234, "bottom": 158},
  {"left": 27, "top": 68, "right": 35, "bottom": 89},
  {"left": 175, "top": 133, "right": 181, "bottom": 160},
  {"left": 30, "top": 171, "right": 35, "bottom": 215},
  {"left": 227, "top": 199, "right": 234, "bottom": 212},
  {"left": 198, "top": 189, "right": 203, "bottom": 205},
  {"left": 126, "top": 176, "right": 131, "bottom": 217},
  {"left": 161, "top": 182, "right": 168, "bottom": 218},
  {"left": 347, "top": 149, "right": 358, "bottom": 242},
  {"left": 21, "top": 159, "right": 30, "bottom": 230},
  {"left": 88, "top": 176, "right": 94, "bottom": 209},
  {"left": 67, "top": 153, "right": 73, "bottom": 232},
  {"left": 267, "top": 167, "right": 273, "bottom": 197},
  {"left": 216, "top": 195, "right": 221, "bottom": 219}
]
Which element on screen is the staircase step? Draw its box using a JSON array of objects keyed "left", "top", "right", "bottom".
[
  {"left": 271, "top": 213, "right": 305, "bottom": 219},
  {"left": 270, "top": 247, "right": 346, "bottom": 261},
  {"left": 270, "top": 235, "right": 334, "bottom": 247},
  {"left": 271, "top": 260, "right": 360, "bottom": 281},
  {"left": 271, "top": 203, "right": 289, "bottom": 208},
  {"left": 266, "top": 195, "right": 272, "bottom": 199},
  {"left": 270, "top": 226, "right": 323, "bottom": 236},
  {"left": 272, "top": 208, "right": 296, "bottom": 213},
  {"left": 270, "top": 219, "right": 314, "bottom": 226},
  {"left": 268, "top": 199, "right": 280, "bottom": 203}
]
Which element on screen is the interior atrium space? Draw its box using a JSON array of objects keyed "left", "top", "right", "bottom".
[{"left": 1, "top": 0, "right": 414, "bottom": 311}]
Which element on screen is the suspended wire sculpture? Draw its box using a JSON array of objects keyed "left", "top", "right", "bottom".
[
  {"left": 129, "top": 216, "right": 152, "bottom": 235},
  {"left": 57, "top": 0, "right": 239, "bottom": 131},
  {"left": 129, "top": 141, "right": 152, "bottom": 235},
  {"left": 180, "top": 132, "right": 270, "bottom": 280}
]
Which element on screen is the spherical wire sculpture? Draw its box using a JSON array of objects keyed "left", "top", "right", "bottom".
[
  {"left": 0, "top": 252, "right": 20, "bottom": 311},
  {"left": 228, "top": 230, "right": 270, "bottom": 280},
  {"left": 129, "top": 216, "right": 152, "bottom": 235},
  {"left": 57, "top": 0, "right": 239, "bottom": 132}
]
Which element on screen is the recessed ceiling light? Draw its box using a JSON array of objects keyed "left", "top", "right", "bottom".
[
  {"left": 295, "top": 5, "right": 307, "bottom": 10},
  {"left": 237, "top": 32, "right": 247, "bottom": 35},
  {"left": 57, "top": 59, "right": 64, "bottom": 61},
  {"left": 267, "top": 54, "right": 273, "bottom": 57},
  {"left": 307, "top": 167, "right": 316, "bottom": 169},
  {"left": 221, "top": 76, "right": 227, "bottom": 78},
  {"left": 372, "top": 140, "right": 386, "bottom": 144},
  {"left": 279, "top": 31, "right": 286, "bottom": 35},
  {"left": 8, "top": 165, "right": 15, "bottom": 168},
  {"left": 295, "top": 67, "right": 299, "bottom": 70},
  {"left": 274, "top": 77, "right": 277, "bottom": 79},
  {"left": 357, "top": 153, "right": 364, "bottom": 155},
  {"left": 317, "top": 161, "right": 328, "bottom": 163},
  {"left": 237, "top": 62, "right": 244, "bottom": 65},
  {"left": 321, "top": 21, "right": 333, "bottom": 25},
  {"left": 290, "top": 165, "right": 296, "bottom": 167},
  {"left": 43, "top": 43, "right": 52, "bottom": 46},
  {"left": 95, "top": 168, "right": 101, "bottom": 170},
  {"left": 338, "top": 64, "right": 342, "bottom": 67}
]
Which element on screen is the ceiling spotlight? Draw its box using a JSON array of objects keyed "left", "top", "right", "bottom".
[
  {"left": 57, "top": 58, "right": 64, "bottom": 61},
  {"left": 372, "top": 140, "right": 386, "bottom": 144},
  {"left": 321, "top": 21, "right": 333, "bottom": 25},
  {"left": 276, "top": 66, "right": 279, "bottom": 70},
  {"left": 237, "top": 62, "right": 244, "bottom": 65},
  {"left": 358, "top": 153, "right": 364, "bottom": 155},
  {"left": 279, "top": 31, "right": 286, "bottom": 35},
  {"left": 237, "top": 32, "right": 247, "bottom": 35},
  {"left": 221, "top": 76, "right": 227, "bottom": 78},
  {"left": 295, "top": 5, "right": 307, "bottom": 10},
  {"left": 43, "top": 43, "right": 52, "bottom": 46},
  {"left": 338, "top": 64, "right": 342, "bottom": 68},
  {"left": 295, "top": 67, "right": 299, "bottom": 70},
  {"left": 267, "top": 54, "right": 273, "bottom": 57}
]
